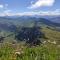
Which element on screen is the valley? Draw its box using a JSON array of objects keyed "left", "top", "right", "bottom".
[{"left": 0, "top": 16, "right": 60, "bottom": 60}]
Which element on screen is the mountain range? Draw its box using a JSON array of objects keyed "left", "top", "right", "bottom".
[{"left": 0, "top": 16, "right": 60, "bottom": 32}]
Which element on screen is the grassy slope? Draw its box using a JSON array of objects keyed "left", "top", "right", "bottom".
[
  {"left": 0, "top": 27, "right": 60, "bottom": 60},
  {"left": 0, "top": 43, "right": 60, "bottom": 60},
  {"left": 42, "top": 27, "right": 60, "bottom": 45}
]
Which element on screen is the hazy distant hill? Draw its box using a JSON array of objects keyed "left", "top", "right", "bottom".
[
  {"left": 48, "top": 17, "right": 60, "bottom": 23},
  {"left": 36, "top": 18, "right": 60, "bottom": 27},
  {"left": 0, "top": 16, "right": 60, "bottom": 32}
]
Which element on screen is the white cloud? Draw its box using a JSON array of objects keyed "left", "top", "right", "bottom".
[
  {"left": 0, "top": 9, "right": 13, "bottom": 16},
  {"left": 0, "top": 4, "right": 8, "bottom": 9},
  {"left": 15, "top": 9, "right": 60, "bottom": 16},
  {"left": 28, "top": 0, "right": 55, "bottom": 9},
  {"left": 0, "top": 9, "right": 60, "bottom": 16},
  {"left": 3, "top": 10, "right": 12, "bottom": 16},
  {"left": 4, "top": 10, "right": 12, "bottom": 13},
  {"left": 0, "top": 5, "right": 4, "bottom": 8}
]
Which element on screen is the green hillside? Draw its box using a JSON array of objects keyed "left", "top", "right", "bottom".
[
  {"left": 0, "top": 17, "right": 60, "bottom": 60},
  {"left": 0, "top": 27, "right": 60, "bottom": 60}
]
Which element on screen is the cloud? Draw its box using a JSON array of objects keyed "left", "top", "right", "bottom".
[
  {"left": 0, "top": 5, "right": 4, "bottom": 8},
  {"left": 3, "top": 10, "right": 12, "bottom": 16},
  {"left": 4, "top": 10, "right": 12, "bottom": 13},
  {"left": 15, "top": 9, "right": 60, "bottom": 16},
  {"left": 0, "top": 9, "right": 13, "bottom": 16},
  {"left": 28, "top": 0, "right": 55, "bottom": 9},
  {"left": 0, "top": 9, "right": 60, "bottom": 16},
  {"left": 0, "top": 4, "right": 8, "bottom": 9}
]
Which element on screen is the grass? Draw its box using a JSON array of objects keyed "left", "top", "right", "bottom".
[
  {"left": 0, "top": 27, "right": 60, "bottom": 60},
  {"left": 0, "top": 42, "right": 60, "bottom": 60},
  {"left": 42, "top": 27, "right": 60, "bottom": 45}
]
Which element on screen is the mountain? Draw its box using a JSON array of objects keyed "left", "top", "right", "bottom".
[
  {"left": 48, "top": 17, "right": 60, "bottom": 23},
  {"left": 3, "top": 15, "right": 60, "bottom": 23},
  {"left": 0, "top": 16, "right": 60, "bottom": 32},
  {"left": 38, "top": 15, "right": 60, "bottom": 23},
  {"left": 36, "top": 18, "right": 60, "bottom": 27}
]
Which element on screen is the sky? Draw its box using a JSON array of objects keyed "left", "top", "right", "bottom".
[{"left": 0, "top": 0, "right": 60, "bottom": 16}]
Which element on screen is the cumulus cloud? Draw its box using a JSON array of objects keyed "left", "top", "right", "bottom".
[{"left": 28, "top": 0, "right": 55, "bottom": 9}]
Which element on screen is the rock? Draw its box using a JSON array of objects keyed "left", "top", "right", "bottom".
[
  {"left": 43, "top": 41, "right": 46, "bottom": 44},
  {"left": 15, "top": 52, "right": 21, "bottom": 55},
  {"left": 48, "top": 40, "right": 51, "bottom": 43},
  {"left": 51, "top": 41, "right": 56, "bottom": 44}
]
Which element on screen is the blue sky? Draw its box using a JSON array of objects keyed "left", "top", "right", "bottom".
[{"left": 0, "top": 0, "right": 60, "bottom": 16}]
